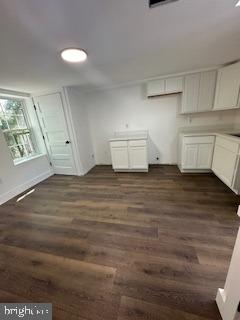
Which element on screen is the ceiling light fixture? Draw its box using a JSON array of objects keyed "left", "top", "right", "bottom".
[
  {"left": 61, "top": 48, "right": 88, "bottom": 63},
  {"left": 236, "top": 0, "right": 240, "bottom": 6}
]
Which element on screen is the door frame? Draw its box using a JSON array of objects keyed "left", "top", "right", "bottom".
[{"left": 32, "top": 89, "right": 83, "bottom": 176}]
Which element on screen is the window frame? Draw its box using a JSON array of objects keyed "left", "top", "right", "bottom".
[{"left": 0, "top": 96, "right": 39, "bottom": 164}]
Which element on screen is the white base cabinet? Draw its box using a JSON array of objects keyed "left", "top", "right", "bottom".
[
  {"left": 110, "top": 139, "right": 148, "bottom": 172},
  {"left": 182, "top": 143, "right": 198, "bottom": 169},
  {"left": 110, "top": 141, "right": 129, "bottom": 170},
  {"left": 180, "top": 135, "right": 215, "bottom": 172},
  {"left": 179, "top": 133, "right": 240, "bottom": 194},
  {"left": 212, "top": 136, "right": 240, "bottom": 192}
]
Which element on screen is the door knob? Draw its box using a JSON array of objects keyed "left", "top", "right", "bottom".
[{"left": 65, "top": 140, "right": 71, "bottom": 144}]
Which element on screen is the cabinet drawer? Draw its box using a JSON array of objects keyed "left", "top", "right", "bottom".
[
  {"left": 129, "top": 140, "right": 147, "bottom": 147},
  {"left": 110, "top": 140, "right": 128, "bottom": 148},
  {"left": 183, "top": 136, "right": 215, "bottom": 145},
  {"left": 215, "top": 136, "right": 239, "bottom": 153}
]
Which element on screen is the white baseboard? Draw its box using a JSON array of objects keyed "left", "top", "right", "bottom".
[
  {"left": 0, "top": 170, "right": 53, "bottom": 205},
  {"left": 114, "top": 169, "right": 148, "bottom": 172},
  {"left": 81, "top": 163, "right": 95, "bottom": 176}
]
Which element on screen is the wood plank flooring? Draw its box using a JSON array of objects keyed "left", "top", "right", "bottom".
[{"left": 0, "top": 165, "right": 239, "bottom": 320}]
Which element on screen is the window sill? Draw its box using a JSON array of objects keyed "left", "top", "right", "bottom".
[{"left": 13, "top": 154, "right": 46, "bottom": 166}]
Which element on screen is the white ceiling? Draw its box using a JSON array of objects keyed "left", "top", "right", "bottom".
[{"left": 0, "top": 0, "right": 239, "bottom": 93}]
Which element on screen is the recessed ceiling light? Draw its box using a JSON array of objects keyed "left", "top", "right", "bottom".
[
  {"left": 61, "top": 48, "right": 87, "bottom": 63},
  {"left": 236, "top": 0, "right": 240, "bottom": 6}
]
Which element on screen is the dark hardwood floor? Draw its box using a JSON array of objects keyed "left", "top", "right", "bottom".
[{"left": 0, "top": 165, "right": 239, "bottom": 320}]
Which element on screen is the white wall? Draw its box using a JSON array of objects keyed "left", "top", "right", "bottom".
[
  {"left": 82, "top": 84, "right": 239, "bottom": 165},
  {"left": 65, "top": 87, "right": 95, "bottom": 175},
  {"left": 179, "top": 108, "right": 240, "bottom": 130},
  {"left": 0, "top": 97, "right": 52, "bottom": 205}
]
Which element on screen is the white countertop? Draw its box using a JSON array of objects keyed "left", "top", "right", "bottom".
[
  {"left": 180, "top": 128, "right": 240, "bottom": 143},
  {"left": 109, "top": 130, "right": 148, "bottom": 142}
]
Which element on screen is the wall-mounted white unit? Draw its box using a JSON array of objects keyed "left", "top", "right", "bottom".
[
  {"left": 181, "top": 70, "right": 217, "bottom": 114},
  {"left": 213, "top": 61, "right": 240, "bottom": 111},
  {"left": 147, "top": 76, "right": 183, "bottom": 97},
  {"left": 179, "top": 135, "right": 215, "bottom": 172},
  {"left": 110, "top": 131, "right": 148, "bottom": 172}
]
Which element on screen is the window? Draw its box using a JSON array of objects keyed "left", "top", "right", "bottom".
[{"left": 0, "top": 97, "right": 36, "bottom": 162}]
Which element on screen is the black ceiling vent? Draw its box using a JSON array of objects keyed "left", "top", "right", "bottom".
[{"left": 149, "top": 0, "right": 178, "bottom": 8}]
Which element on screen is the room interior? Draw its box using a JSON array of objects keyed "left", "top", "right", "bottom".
[{"left": 0, "top": 1, "right": 240, "bottom": 319}]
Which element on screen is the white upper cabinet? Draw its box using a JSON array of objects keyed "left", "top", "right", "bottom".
[
  {"left": 147, "top": 76, "right": 183, "bottom": 97},
  {"left": 148, "top": 62, "right": 240, "bottom": 112},
  {"left": 181, "top": 73, "right": 200, "bottom": 113},
  {"left": 213, "top": 62, "right": 240, "bottom": 110},
  {"left": 165, "top": 77, "right": 183, "bottom": 94},
  {"left": 198, "top": 71, "right": 217, "bottom": 112},
  {"left": 147, "top": 79, "right": 165, "bottom": 97},
  {"left": 181, "top": 70, "right": 217, "bottom": 114}
]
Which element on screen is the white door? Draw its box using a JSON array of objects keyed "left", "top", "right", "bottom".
[
  {"left": 111, "top": 147, "right": 129, "bottom": 170},
  {"left": 197, "top": 143, "right": 214, "bottom": 169},
  {"left": 182, "top": 144, "right": 198, "bottom": 169},
  {"left": 129, "top": 147, "right": 148, "bottom": 170},
  {"left": 34, "top": 93, "right": 76, "bottom": 175}
]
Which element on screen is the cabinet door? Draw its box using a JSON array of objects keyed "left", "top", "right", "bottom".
[
  {"left": 182, "top": 144, "right": 198, "bottom": 169},
  {"left": 198, "top": 71, "right": 217, "bottom": 112},
  {"left": 129, "top": 146, "right": 148, "bottom": 170},
  {"left": 197, "top": 143, "right": 214, "bottom": 169},
  {"left": 165, "top": 77, "right": 183, "bottom": 94},
  {"left": 182, "top": 74, "right": 200, "bottom": 113},
  {"left": 214, "top": 62, "right": 240, "bottom": 110},
  {"left": 111, "top": 147, "right": 129, "bottom": 170},
  {"left": 212, "top": 145, "right": 237, "bottom": 187},
  {"left": 147, "top": 79, "right": 165, "bottom": 97}
]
